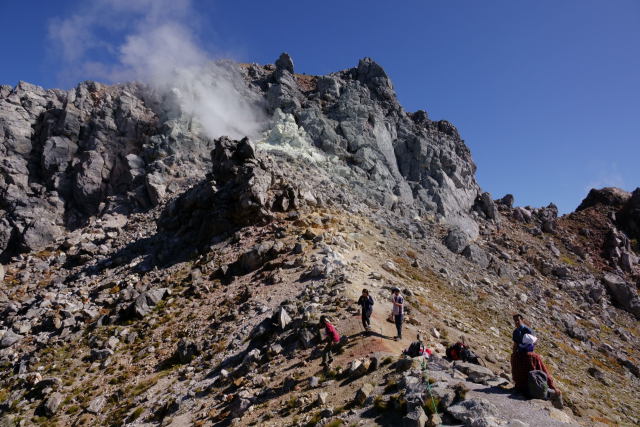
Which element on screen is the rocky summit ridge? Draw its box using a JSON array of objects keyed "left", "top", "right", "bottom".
[{"left": 0, "top": 54, "right": 638, "bottom": 426}]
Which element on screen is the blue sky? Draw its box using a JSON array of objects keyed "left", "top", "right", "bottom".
[{"left": 1, "top": 0, "right": 639, "bottom": 213}]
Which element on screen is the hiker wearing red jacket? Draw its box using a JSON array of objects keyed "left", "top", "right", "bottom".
[{"left": 319, "top": 315, "right": 340, "bottom": 367}]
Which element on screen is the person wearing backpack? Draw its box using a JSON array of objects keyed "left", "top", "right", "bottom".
[
  {"left": 391, "top": 288, "right": 404, "bottom": 340},
  {"left": 357, "top": 289, "right": 374, "bottom": 334},
  {"left": 446, "top": 340, "right": 482, "bottom": 365},
  {"left": 510, "top": 327, "right": 563, "bottom": 408},
  {"left": 404, "top": 333, "right": 432, "bottom": 357},
  {"left": 319, "top": 316, "right": 340, "bottom": 368}
]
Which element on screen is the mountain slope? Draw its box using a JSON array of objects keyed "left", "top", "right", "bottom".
[{"left": 0, "top": 55, "right": 639, "bottom": 426}]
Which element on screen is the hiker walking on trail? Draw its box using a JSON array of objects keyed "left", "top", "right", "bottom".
[
  {"left": 319, "top": 316, "right": 340, "bottom": 368},
  {"left": 391, "top": 288, "right": 404, "bottom": 340},
  {"left": 357, "top": 289, "right": 374, "bottom": 334}
]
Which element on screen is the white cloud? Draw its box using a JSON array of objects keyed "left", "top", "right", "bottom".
[{"left": 48, "top": 0, "right": 265, "bottom": 140}]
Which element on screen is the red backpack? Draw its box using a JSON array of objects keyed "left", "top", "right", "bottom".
[
  {"left": 325, "top": 322, "right": 340, "bottom": 343},
  {"left": 446, "top": 342, "right": 466, "bottom": 360}
]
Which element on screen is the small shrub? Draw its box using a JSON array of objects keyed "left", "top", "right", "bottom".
[
  {"left": 423, "top": 396, "right": 441, "bottom": 415},
  {"left": 307, "top": 411, "right": 322, "bottom": 425},
  {"left": 388, "top": 394, "right": 407, "bottom": 414},
  {"left": 130, "top": 406, "right": 144, "bottom": 421},
  {"left": 66, "top": 405, "right": 81, "bottom": 415},
  {"left": 373, "top": 396, "right": 388, "bottom": 412},
  {"left": 285, "top": 395, "right": 299, "bottom": 409},
  {"left": 453, "top": 382, "right": 469, "bottom": 402},
  {"left": 383, "top": 378, "right": 398, "bottom": 394}
]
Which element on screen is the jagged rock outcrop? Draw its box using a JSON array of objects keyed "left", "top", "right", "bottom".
[
  {"left": 156, "top": 136, "right": 298, "bottom": 261},
  {"left": 602, "top": 273, "right": 640, "bottom": 319},
  {"left": 576, "top": 187, "right": 631, "bottom": 211},
  {"left": 0, "top": 81, "right": 213, "bottom": 261},
  {"left": 241, "top": 56, "right": 481, "bottom": 237},
  {"left": 619, "top": 188, "right": 640, "bottom": 240},
  {"left": 2, "top": 55, "right": 483, "bottom": 262}
]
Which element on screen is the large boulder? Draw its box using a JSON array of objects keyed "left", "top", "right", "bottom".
[
  {"left": 576, "top": 187, "right": 631, "bottom": 211},
  {"left": 0, "top": 330, "right": 23, "bottom": 348},
  {"left": 453, "top": 361, "right": 497, "bottom": 383},
  {"left": 42, "top": 392, "right": 64, "bottom": 417},
  {"left": 447, "top": 398, "right": 500, "bottom": 426},
  {"left": 619, "top": 188, "right": 640, "bottom": 240},
  {"left": 445, "top": 227, "right": 469, "bottom": 254},
  {"left": 602, "top": 273, "right": 640, "bottom": 319},
  {"left": 462, "top": 244, "right": 490, "bottom": 268},
  {"left": 473, "top": 192, "right": 499, "bottom": 220},
  {"left": 176, "top": 339, "right": 202, "bottom": 364},
  {"left": 404, "top": 405, "right": 428, "bottom": 427}
]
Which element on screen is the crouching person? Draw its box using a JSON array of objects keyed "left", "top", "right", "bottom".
[
  {"left": 511, "top": 334, "right": 563, "bottom": 409},
  {"left": 319, "top": 316, "right": 340, "bottom": 368}
]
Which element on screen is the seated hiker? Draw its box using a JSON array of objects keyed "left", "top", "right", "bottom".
[
  {"left": 318, "top": 315, "right": 340, "bottom": 368},
  {"left": 446, "top": 340, "right": 481, "bottom": 365},
  {"left": 357, "top": 288, "right": 374, "bottom": 334},
  {"left": 511, "top": 330, "right": 563, "bottom": 408},
  {"left": 404, "top": 333, "right": 432, "bottom": 357}
]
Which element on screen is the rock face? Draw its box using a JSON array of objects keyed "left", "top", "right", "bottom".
[
  {"left": 619, "top": 188, "right": 640, "bottom": 240},
  {"left": 0, "top": 81, "right": 213, "bottom": 261},
  {"left": 156, "top": 137, "right": 299, "bottom": 261},
  {"left": 602, "top": 273, "right": 640, "bottom": 319},
  {"left": 241, "top": 56, "right": 481, "bottom": 238},
  {"left": 2, "top": 55, "right": 638, "bottom": 427},
  {"left": 1, "top": 55, "right": 482, "bottom": 261},
  {"left": 576, "top": 187, "right": 631, "bottom": 211}
]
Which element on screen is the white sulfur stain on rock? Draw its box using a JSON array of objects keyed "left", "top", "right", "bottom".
[{"left": 257, "top": 109, "right": 327, "bottom": 163}]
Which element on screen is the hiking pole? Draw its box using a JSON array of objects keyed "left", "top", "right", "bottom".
[{"left": 421, "top": 355, "right": 438, "bottom": 416}]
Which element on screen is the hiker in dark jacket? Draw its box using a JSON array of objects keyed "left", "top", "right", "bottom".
[
  {"left": 512, "top": 313, "right": 533, "bottom": 353},
  {"left": 357, "top": 289, "right": 374, "bottom": 333},
  {"left": 391, "top": 288, "right": 404, "bottom": 340},
  {"left": 319, "top": 315, "right": 340, "bottom": 368}
]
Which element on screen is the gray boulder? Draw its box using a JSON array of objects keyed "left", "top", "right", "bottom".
[
  {"left": 602, "top": 273, "right": 640, "bottom": 319},
  {"left": 87, "top": 396, "right": 106, "bottom": 414},
  {"left": 0, "top": 330, "right": 23, "bottom": 349},
  {"left": 42, "top": 392, "right": 63, "bottom": 417},
  {"left": 447, "top": 398, "right": 500, "bottom": 426},
  {"left": 577, "top": 187, "right": 631, "bottom": 211},
  {"left": 496, "top": 194, "right": 514, "bottom": 208},
  {"left": 404, "top": 406, "right": 428, "bottom": 427},
  {"left": 453, "top": 361, "right": 496, "bottom": 383},
  {"left": 176, "top": 339, "right": 202, "bottom": 364},
  {"left": 462, "top": 244, "right": 490, "bottom": 269},
  {"left": 275, "top": 52, "right": 294, "bottom": 74},
  {"left": 445, "top": 227, "right": 469, "bottom": 254},
  {"left": 474, "top": 192, "right": 499, "bottom": 220},
  {"left": 90, "top": 348, "right": 114, "bottom": 361}
]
